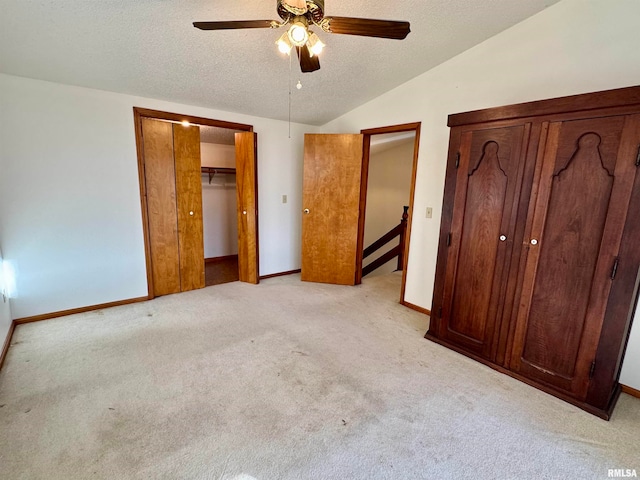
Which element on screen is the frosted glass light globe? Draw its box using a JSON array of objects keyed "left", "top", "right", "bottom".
[{"left": 288, "top": 23, "right": 308, "bottom": 46}]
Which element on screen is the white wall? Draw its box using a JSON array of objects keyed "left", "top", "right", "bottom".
[
  {"left": 625, "top": 301, "right": 640, "bottom": 390},
  {"left": 363, "top": 140, "right": 414, "bottom": 278},
  {"left": 0, "top": 73, "right": 318, "bottom": 320},
  {"left": 202, "top": 175, "right": 238, "bottom": 259},
  {"left": 201, "top": 143, "right": 235, "bottom": 169},
  {"left": 201, "top": 142, "right": 238, "bottom": 259},
  {"left": 0, "top": 247, "right": 13, "bottom": 348},
  {"left": 322, "top": 0, "right": 640, "bottom": 388}
]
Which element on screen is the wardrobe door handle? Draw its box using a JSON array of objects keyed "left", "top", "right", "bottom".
[
  {"left": 530, "top": 239, "right": 538, "bottom": 246},
  {"left": 499, "top": 235, "right": 507, "bottom": 242}
]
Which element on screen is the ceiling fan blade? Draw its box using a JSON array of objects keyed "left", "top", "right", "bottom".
[
  {"left": 325, "top": 17, "right": 410, "bottom": 40},
  {"left": 193, "top": 20, "right": 277, "bottom": 31},
  {"left": 296, "top": 45, "right": 320, "bottom": 73}
]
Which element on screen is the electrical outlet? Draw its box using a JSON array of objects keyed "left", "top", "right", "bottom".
[
  {"left": 426, "top": 207, "right": 433, "bottom": 219},
  {"left": 282, "top": 194, "right": 287, "bottom": 204}
]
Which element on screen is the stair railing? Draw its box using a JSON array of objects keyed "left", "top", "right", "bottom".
[{"left": 362, "top": 206, "right": 409, "bottom": 277}]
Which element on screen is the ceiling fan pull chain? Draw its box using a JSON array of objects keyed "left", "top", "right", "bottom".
[{"left": 288, "top": 51, "right": 292, "bottom": 139}]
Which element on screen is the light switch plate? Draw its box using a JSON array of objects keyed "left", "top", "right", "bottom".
[
  {"left": 426, "top": 207, "right": 433, "bottom": 219},
  {"left": 282, "top": 194, "right": 287, "bottom": 204}
]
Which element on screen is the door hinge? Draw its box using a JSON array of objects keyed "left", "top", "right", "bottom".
[
  {"left": 455, "top": 152, "right": 460, "bottom": 169},
  {"left": 635, "top": 145, "right": 640, "bottom": 167},
  {"left": 589, "top": 360, "right": 596, "bottom": 379},
  {"left": 446, "top": 232, "right": 452, "bottom": 246},
  {"left": 438, "top": 306, "right": 443, "bottom": 318},
  {"left": 610, "top": 257, "right": 620, "bottom": 280}
]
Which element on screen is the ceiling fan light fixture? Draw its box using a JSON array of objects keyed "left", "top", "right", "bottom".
[
  {"left": 276, "top": 31, "right": 293, "bottom": 54},
  {"left": 288, "top": 20, "right": 309, "bottom": 46},
  {"left": 194, "top": 1, "right": 411, "bottom": 74},
  {"left": 307, "top": 32, "right": 325, "bottom": 57}
]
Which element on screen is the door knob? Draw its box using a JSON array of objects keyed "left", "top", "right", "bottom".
[
  {"left": 303, "top": 208, "right": 310, "bottom": 214},
  {"left": 243, "top": 210, "right": 247, "bottom": 215},
  {"left": 189, "top": 211, "right": 194, "bottom": 216},
  {"left": 499, "top": 235, "right": 507, "bottom": 242},
  {"left": 531, "top": 239, "right": 538, "bottom": 245}
]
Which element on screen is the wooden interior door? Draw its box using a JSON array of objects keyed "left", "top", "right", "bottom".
[
  {"left": 440, "top": 125, "right": 528, "bottom": 359},
  {"left": 301, "top": 134, "right": 364, "bottom": 285},
  {"left": 235, "top": 132, "right": 259, "bottom": 284},
  {"left": 142, "top": 118, "right": 181, "bottom": 297},
  {"left": 510, "top": 114, "right": 640, "bottom": 398},
  {"left": 173, "top": 124, "right": 205, "bottom": 291}
]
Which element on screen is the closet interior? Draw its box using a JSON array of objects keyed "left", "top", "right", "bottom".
[{"left": 200, "top": 126, "right": 243, "bottom": 287}]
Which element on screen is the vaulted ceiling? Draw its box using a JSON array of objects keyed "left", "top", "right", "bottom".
[{"left": 0, "top": 1, "right": 558, "bottom": 125}]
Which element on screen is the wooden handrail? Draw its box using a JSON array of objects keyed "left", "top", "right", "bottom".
[
  {"left": 363, "top": 224, "right": 402, "bottom": 259},
  {"left": 362, "top": 206, "right": 409, "bottom": 277},
  {"left": 363, "top": 245, "right": 401, "bottom": 277}
]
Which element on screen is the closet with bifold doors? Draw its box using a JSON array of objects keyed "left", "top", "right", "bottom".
[
  {"left": 140, "top": 118, "right": 205, "bottom": 297},
  {"left": 428, "top": 86, "right": 640, "bottom": 419}
]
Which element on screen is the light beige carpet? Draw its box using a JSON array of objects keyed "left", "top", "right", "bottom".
[{"left": 0, "top": 273, "right": 638, "bottom": 479}]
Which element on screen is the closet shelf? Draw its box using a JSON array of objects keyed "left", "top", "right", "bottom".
[{"left": 201, "top": 167, "right": 236, "bottom": 184}]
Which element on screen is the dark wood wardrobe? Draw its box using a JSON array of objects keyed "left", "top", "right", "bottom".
[{"left": 427, "top": 86, "right": 640, "bottom": 419}]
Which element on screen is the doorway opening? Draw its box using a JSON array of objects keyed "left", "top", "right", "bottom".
[
  {"left": 199, "top": 125, "right": 244, "bottom": 287},
  {"left": 357, "top": 123, "right": 421, "bottom": 304},
  {"left": 133, "top": 108, "right": 258, "bottom": 299}
]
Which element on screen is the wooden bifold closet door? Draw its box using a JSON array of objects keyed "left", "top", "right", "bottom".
[
  {"left": 428, "top": 86, "right": 640, "bottom": 419},
  {"left": 142, "top": 118, "right": 205, "bottom": 297},
  {"left": 235, "top": 132, "right": 259, "bottom": 284}
]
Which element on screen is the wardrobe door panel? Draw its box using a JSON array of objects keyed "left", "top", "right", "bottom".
[
  {"left": 441, "top": 125, "right": 527, "bottom": 358},
  {"left": 511, "top": 115, "right": 640, "bottom": 398}
]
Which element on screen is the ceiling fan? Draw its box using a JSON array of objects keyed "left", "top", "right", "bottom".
[{"left": 193, "top": 0, "right": 411, "bottom": 73}]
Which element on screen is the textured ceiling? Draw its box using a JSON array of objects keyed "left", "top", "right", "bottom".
[{"left": 0, "top": 0, "right": 559, "bottom": 125}]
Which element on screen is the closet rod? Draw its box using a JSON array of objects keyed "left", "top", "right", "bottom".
[{"left": 201, "top": 167, "right": 236, "bottom": 184}]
